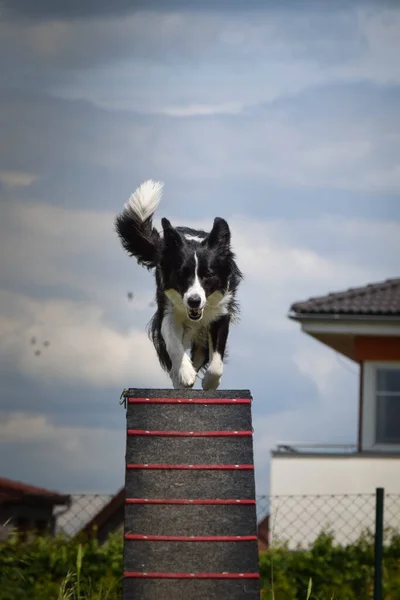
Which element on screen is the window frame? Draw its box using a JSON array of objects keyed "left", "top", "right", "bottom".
[{"left": 362, "top": 361, "right": 400, "bottom": 452}]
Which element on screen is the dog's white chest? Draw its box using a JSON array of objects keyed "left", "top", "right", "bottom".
[{"left": 165, "top": 289, "right": 232, "bottom": 349}]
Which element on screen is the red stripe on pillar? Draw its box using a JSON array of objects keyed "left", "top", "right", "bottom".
[
  {"left": 124, "top": 571, "right": 260, "bottom": 579},
  {"left": 125, "top": 498, "right": 256, "bottom": 505},
  {"left": 124, "top": 534, "right": 258, "bottom": 542},
  {"left": 127, "top": 429, "right": 252, "bottom": 437},
  {"left": 126, "top": 463, "right": 254, "bottom": 470},
  {"left": 128, "top": 398, "right": 251, "bottom": 405}
]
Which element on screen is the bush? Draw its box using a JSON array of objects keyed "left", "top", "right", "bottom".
[
  {"left": 1, "top": 528, "right": 400, "bottom": 599},
  {"left": 0, "top": 529, "right": 123, "bottom": 600},
  {"left": 260, "top": 529, "right": 400, "bottom": 600}
]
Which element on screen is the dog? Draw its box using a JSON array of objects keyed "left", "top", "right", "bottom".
[{"left": 115, "top": 180, "right": 243, "bottom": 390}]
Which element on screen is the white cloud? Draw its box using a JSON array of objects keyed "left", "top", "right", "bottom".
[
  {"left": 0, "top": 411, "right": 71, "bottom": 445},
  {"left": 3, "top": 60, "right": 400, "bottom": 195},
  {"left": 0, "top": 200, "right": 154, "bottom": 311},
  {"left": 293, "top": 344, "right": 358, "bottom": 397},
  {"left": 180, "top": 214, "right": 399, "bottom": 334},
  {"left": 145, "top": 105, "right": 400, "bottom": 194},
  {"left": 253, "top": 341, "right": 359, "bottom": 495},
  {"left": 0, "top": 200, "right": 396, "bottom": 494},
  {"left": 0, "top": 290, "right": 169, "bottom": 388},
  {"left": 163, "top": 103, "right": 243, "bottom": 117},
  {"left": 336, "top": 7, "right": 400, "bottom": 85},
  {"left": 0, "top": 411, "right": 125, "bottom": 493},
  {"left": 48, "top": 89, "right": 398, "bottom": 194},
  {"left": 1, "top": 2, "right": 399, "bottom": 497},
  {"left": 1, "top": 201, "right": 398, "bottom": 373},
  {"left": 0, "top": 170, "right": 38, "bottom": 187},
  {"left": 0, "top": 339, "right": 359, "bottom": 497},
  {"left": 38, "top": 6, "right": 400, "bottom": 114}
]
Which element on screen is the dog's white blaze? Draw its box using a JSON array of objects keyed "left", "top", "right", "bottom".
[
  {"left": 125, "top": 179, "right": 163, "bottom": 222},
  {"left": 184, "top": 234, "right": 204, "bottom": 243},
  {"left": 183, "top": 252, "right": 206, "bottom": 309}
]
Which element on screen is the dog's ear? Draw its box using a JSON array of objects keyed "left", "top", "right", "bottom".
[
  {"left": 205, "top": 217, "right": 231, "bottom": 249},
  {"left": 162, "top": 218, "right": 183, "bottom": 250}
]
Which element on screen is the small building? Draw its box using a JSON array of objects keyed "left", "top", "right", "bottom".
[
  {"left": 270, "top": 277, "right": 400, "bottom": 547},
  {"left": 0, "top": 476, "right": 70, "bottom": 540}
]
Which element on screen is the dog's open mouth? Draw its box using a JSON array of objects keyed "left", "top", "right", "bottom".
[{"left": 188, "top": 307, "right": 203, "bottom": 321}]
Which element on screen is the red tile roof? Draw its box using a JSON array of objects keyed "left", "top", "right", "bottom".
[
  {"left": 0, "top": 477, "right": 70, "bottom": 505},
  {"left": 290, "top": 278, "right": 400, "bottom": 317}
]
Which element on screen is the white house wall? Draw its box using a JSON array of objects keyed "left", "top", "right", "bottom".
[{"left": 269, "top": 455, "right": 400, "bottom": 548}]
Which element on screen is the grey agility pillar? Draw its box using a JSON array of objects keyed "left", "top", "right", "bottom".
[{"left": 122, "top": 388, "right": 260, "bottom": 600}]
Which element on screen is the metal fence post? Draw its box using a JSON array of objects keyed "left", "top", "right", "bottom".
[{"left": 374, "top": 487, "right": 384, "bottom": 600}]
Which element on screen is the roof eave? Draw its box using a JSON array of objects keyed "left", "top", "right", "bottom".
[
  {"left": 288, "top": 311, "right": 400, "bottom": 323},
  {"left": 22, "top": 492, "right": 72, "bottom": 506}
]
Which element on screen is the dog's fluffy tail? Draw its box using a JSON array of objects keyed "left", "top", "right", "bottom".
[{"left": 115, "top": 180, "right": 163, "bottom": 269}]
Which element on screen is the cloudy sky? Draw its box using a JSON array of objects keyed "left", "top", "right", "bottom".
[{"left": 0, "top": 0, "right": 399, "bottom": 501}]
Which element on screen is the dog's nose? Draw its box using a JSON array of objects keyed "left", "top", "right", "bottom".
[{"left": 187, "top": 294, "right": 202, "bottom": 308}]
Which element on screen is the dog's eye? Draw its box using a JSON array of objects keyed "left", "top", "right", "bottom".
[
  {"left": 200, "top": 268, "right": 214, "bottom": 278},
  {"left": 181, "top": 266, "right": 193, "bottom": 279}
]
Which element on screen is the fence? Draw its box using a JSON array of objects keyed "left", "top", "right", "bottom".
[
  {"left": 257, "top": 491, "right": 400, "bottom": 549},
  {"left": 54, "top": 490, "right": 400, "bottom": 549},
  {"left": 55, "top": 493, "right": 114, "bottom": 537},
  {"left": 6, "top": 489, "right": 399, "bottom": 599}
]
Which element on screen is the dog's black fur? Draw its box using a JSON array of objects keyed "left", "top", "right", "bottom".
[{"left": 115, "top": 181, "right": 243, "bottom": 389}]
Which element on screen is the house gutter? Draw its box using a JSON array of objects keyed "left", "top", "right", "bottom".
[{"left": 288, "top": 312, "right": 400, "bottom": 323}]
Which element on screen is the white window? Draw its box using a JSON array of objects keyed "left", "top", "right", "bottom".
[{"left": 362, "top": 362, "right": 400, "bottom": 451}]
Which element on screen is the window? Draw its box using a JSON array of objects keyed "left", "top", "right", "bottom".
[
  {"left": 362, "top": 362, "right": 400, "bottom": 450},
  {"left": 375, "top": 368, "right": 400, "bottom": 444}
]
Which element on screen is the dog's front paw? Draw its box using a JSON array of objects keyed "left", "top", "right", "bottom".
[
  {"left": 202, "top": 357, "right": 223, "bottom": 391},
  {"left": 179, "top": 358, "right": 197, "bottom": 388},
  {"left": 202, "top": 370, "right": 222, "bottom": 390},
  {"left": 171, "top": 357, "right": 197, "bottom": 389}
]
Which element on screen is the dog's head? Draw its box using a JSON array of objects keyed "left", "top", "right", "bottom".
[{"left": 160, "top": 217, "right": 233, "bottom": 321}]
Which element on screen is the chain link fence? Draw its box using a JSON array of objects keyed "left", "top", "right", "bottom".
[
  {"left": 257, "top": 492, "right": 400, "bottom": 549},
  {"left": 55, "top": 493, "right": 114, "bottom": 537},
  {"left": 53, "top": 493, "right": 274, "bottom": 538},
  {"left": 53, "top": 491, "right": 400, "bottom": 549}
]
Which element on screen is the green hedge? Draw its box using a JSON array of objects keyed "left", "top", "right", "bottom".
[
  {"left": 0, "top": 530, "right": 123, "bottom": 600},
  {"left": 260, "top": 530, "right": 400, "bottom": 599},
  {"left": 1, "top": 528, "right": 400, "bottom": 599}
]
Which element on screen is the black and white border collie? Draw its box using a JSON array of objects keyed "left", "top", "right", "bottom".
[{"left": 115, "top": 180, "right": 243, "bottom": 390}]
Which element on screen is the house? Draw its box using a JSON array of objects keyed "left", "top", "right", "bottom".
[
  {"left": 0, "top": 476, "right": 70, "bottom": 540},
  {"left": 269, "top": 277, "right": 400, "bottom": 547}
]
